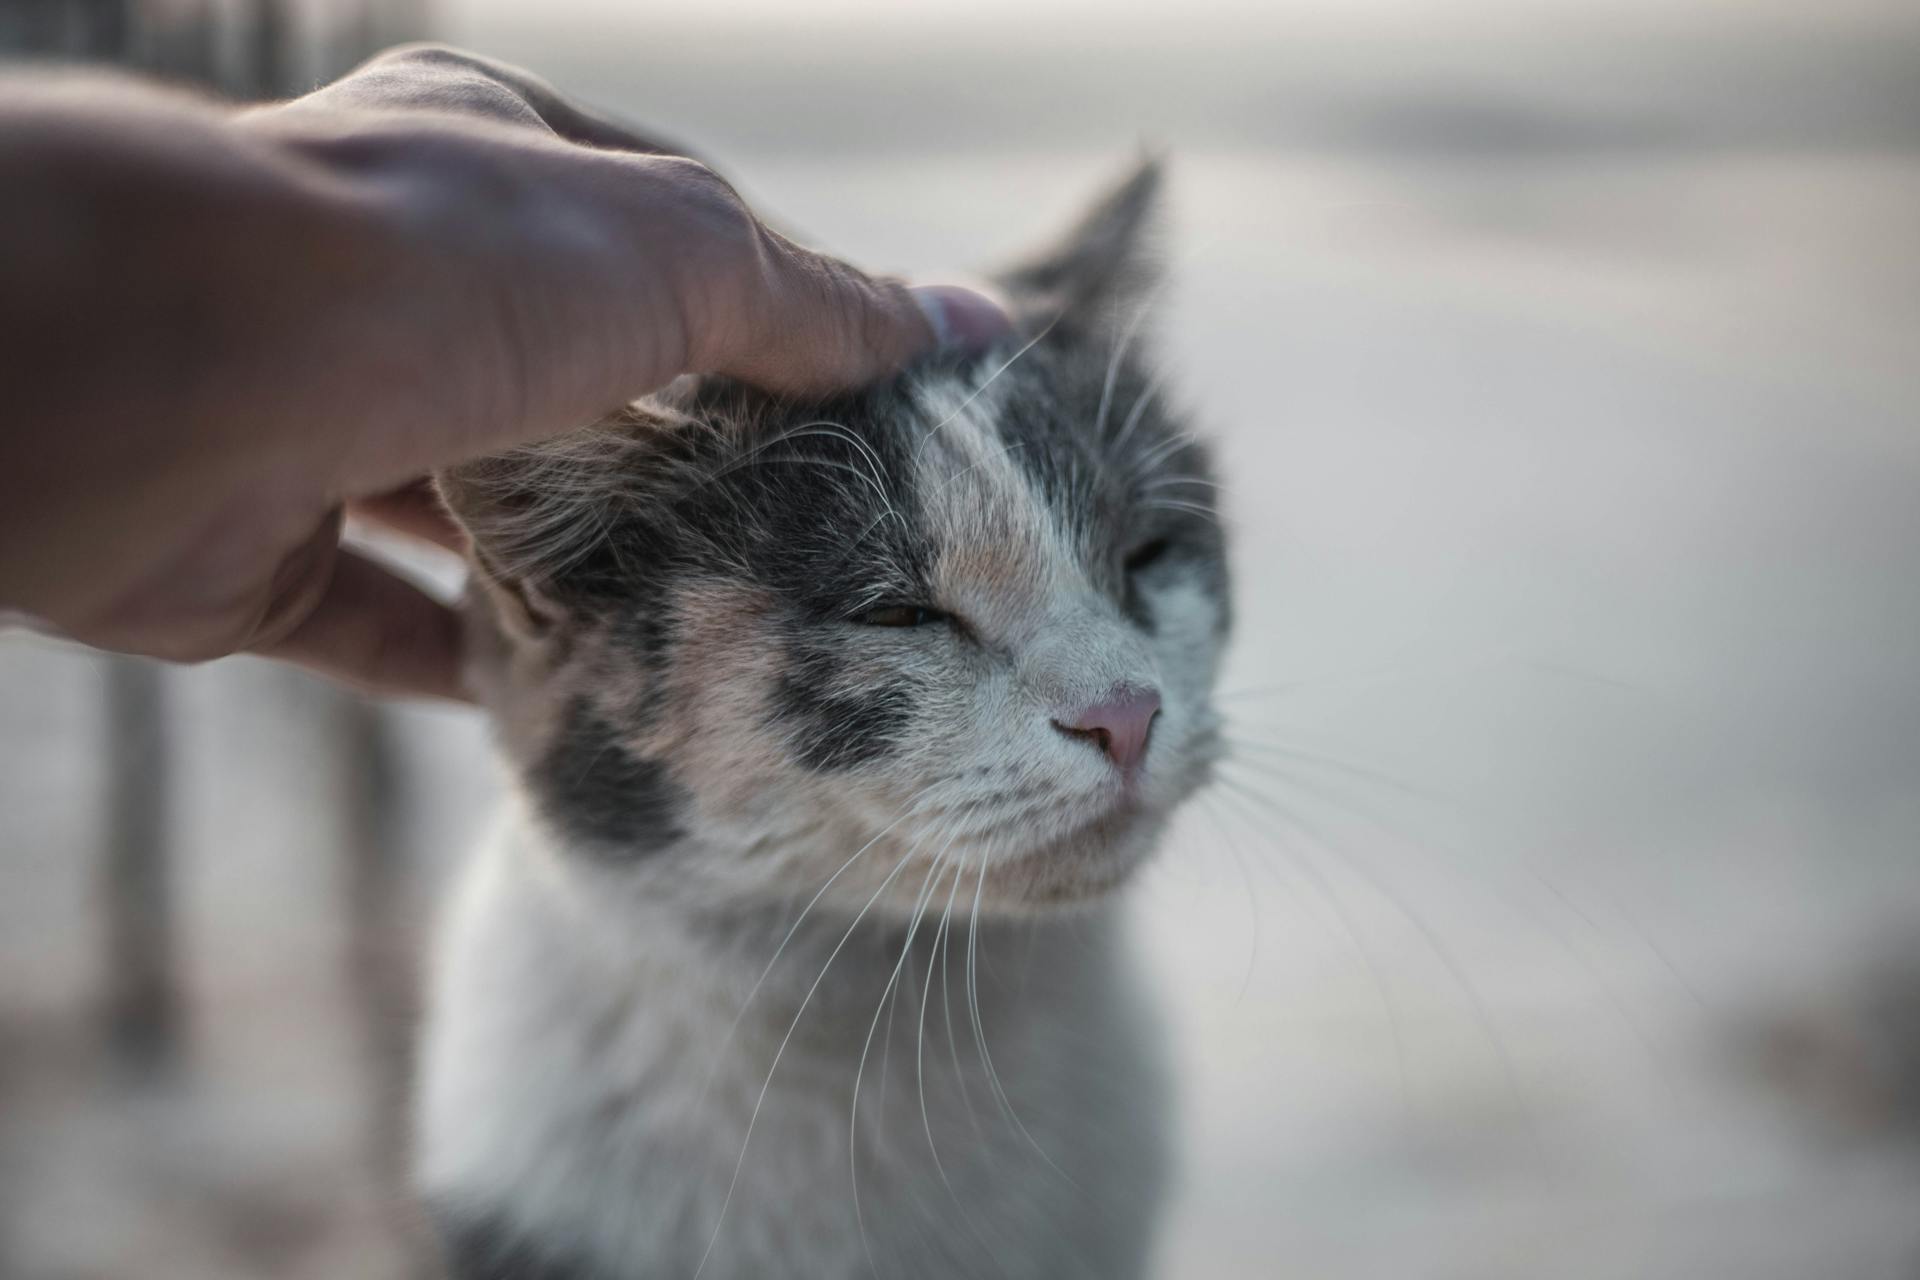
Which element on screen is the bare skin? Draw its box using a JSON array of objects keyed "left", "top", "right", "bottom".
[{"left": 0, "top": 44, "right": 1008, "bottom": 699}]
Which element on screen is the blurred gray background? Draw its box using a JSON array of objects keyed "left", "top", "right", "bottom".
[{"left": 3, "top": 1, "right": 1919, "bottom": 1276}]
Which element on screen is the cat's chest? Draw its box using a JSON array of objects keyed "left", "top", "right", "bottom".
[{"left": 415, "top": 841, "right": 1169, "bottom": 1278}]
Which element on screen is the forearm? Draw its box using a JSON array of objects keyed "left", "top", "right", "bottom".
[{"left": 0, "top": 74, "right": 427, "bottom": 619}]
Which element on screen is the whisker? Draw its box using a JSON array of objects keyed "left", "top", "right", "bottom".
[
  {"left": 729, "top": 453, "right": 894, "bottom": 505},
  {"left": 1221, "top": 732, "right": 1433, "bottom": 803},
  {"left": 1528, "top": 873, "right": 1678, "bottom": 1099},
  {"left": 915, "top": 318, "right": 1061, "bottom": 463},
  {"left": 913, "top": 859, "right": 1007, "bottom": 1271},
  {"left": 695, "top": 801, "right": 933, "bottom": 1112},
  {"left": 1138, "top": 476, "right": 1223, "bottom": 494},
  {"left": 1222, "top": 747, "right": 1682, "bottom": 1074},
  {"left": 1537, "top": 872, "right": 1710, "bottom": 1011},
  {"left": 940, "top": 865, "right": 991, "bottom": 1154},
  {"left": 695, "top": 837, "right": 928, "bottom": 1277},
  {"left": 1203, "top": 782, "right": 1415, "bottom": 1122},
  {"left": 1195, "top": 794, "right": 1264, "bottom": 1005},
  {"left": 965, "top": 854, "right": 1085, "bottom": 1194},
  {"left": 1137, "top": 498, "right": 1220, "bottom": 524},
  {"left": 1212, "top": 771, "right": 1548, "bottom": 1163},
  {"left": 1127, "top": 429, "right": 1204, "bottom": 482},
  {"left": 1593, "top": 885, "right": 1712, "bottom": 1011},
  {"left": 847, "top": 842, "right": 952, "bottom": 1279},
  {"left": 1111, "top": 367, "right": 1165, "bottom": 458},
  {"left": 930, "top": 438, "right": 1030, "bottom": 504},
  {"left": 1094, "top": 292, "right": 1163, "bottom": 442},
  {"left": 875, "top": 927, "right": 904, "bottom": 1129},
  {"left": 702, "top": 420, "right": 885, "bottom": 489}
]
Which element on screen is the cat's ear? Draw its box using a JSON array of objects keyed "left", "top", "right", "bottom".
[
  {"left": 994, "top": 154, "right": 1165, "bottom": 337},
  {"left": 435, "top": 465, "right": 566, "bottom": 643},
  {"left": 435, "top": 402, "right": 677, "bottom": 642}
]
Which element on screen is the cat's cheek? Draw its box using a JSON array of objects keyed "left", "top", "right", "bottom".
[
  {"left": 769, "top": 644, "right": 921, "bottom": 773},
  {"left": 1149, "top": 581, "right": 1226, "bottom": 686},
  {"left": 525, "top": 696, "right": 691, "bottom": 859}
]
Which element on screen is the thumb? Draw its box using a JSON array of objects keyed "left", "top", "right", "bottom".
[
  {"left": 242, "top": 508, "right": 466, "bottom": 700},
  {"left": 252, "top": 547, "right": 467, "bottom": 701},
  {"left": 700, "top": 229, "right": 1011, "bottom": 398}
]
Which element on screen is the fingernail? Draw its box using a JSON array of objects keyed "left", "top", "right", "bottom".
[{"left": 911, "top": 283, "right": 1013, "bottom": 353}]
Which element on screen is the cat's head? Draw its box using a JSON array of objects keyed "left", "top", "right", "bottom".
[{"left": 440, "top": 160, "right": 1229, "bottom": 916}]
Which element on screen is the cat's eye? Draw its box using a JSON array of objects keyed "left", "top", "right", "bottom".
[
  {"left": 856, "top": 604, "right": 947, "bottom": 628},
  {"left": 1124, "top": 539, "right": 1172, "bottom": 576}
]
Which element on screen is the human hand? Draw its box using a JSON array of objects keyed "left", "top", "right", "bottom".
[{"left": 0, "top": 45, "right": 1008, "bottom": 699}]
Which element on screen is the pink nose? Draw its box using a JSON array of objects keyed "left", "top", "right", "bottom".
[{"left": 1052, "top": 686, "right": 1162, "bottom": 779}]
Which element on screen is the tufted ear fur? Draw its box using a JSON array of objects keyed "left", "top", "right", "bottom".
[
  {"left": 993, "top": 155, "right": 1166, "bottom": 339},
  {"left": 434, "top": 400, "right": 689, "bottom": 642}
]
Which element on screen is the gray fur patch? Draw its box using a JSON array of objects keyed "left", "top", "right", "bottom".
[
  {"left": 771, "top": 638, "right": 919, "bottom": 771},
  {"left": 528, "top": 697, "right": 688, "bottom": 856},
  {"left": 435, "top": 1203, "right": 606, "bottom": 1280}
]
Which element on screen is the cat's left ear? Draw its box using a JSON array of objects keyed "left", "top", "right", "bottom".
[
  {"left": 992, "top": 154, "right": 1166, "bottom": 339},
  {"left": 434, "top": 402, "right": 682, "bottom": 643}
]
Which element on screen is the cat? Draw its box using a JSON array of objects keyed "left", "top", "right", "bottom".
[{"left": 414, "top": 158, "right": 1231, "bottom": 1280}]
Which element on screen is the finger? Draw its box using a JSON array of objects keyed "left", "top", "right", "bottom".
[
  {"left": 253, "top": 548, "right": 468, "bottom": 701},
  {"left": 349, "top": 479, "right": 467, "bottom": 552},
  {"left": 415, "top": 47, "right": 696, "bottom": 157},
  {"left": 700, "top": 226, "right": 1013, "bottom": 398},
  {"left": 308, "top": 44, "right": 693, "bottom": 158}
]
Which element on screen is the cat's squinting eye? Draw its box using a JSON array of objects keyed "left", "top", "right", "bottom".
[
  {"left": 856, "top": 604, "right": 948, "bottom": 628},
  {"left": 1123, "top": 538, "right": 1172, "bottom": 575}
]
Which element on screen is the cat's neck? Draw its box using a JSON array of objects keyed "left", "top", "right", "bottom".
[
  {"left": 427, "top": 817, "right": 1126, "bottom": 1082},
  {"left": 529, "top": 825, "right": 1113, "bottom": 1044}
]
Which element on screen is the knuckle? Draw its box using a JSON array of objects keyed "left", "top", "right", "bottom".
[
  {"left": 651, "top": 158, "right": 766, "bottom": 328},
  {"left": 369, "top": 42, "right": 483, "bottom": 73},
  {"left": 810, "top": 254, "right": 896, "bottom": 361},
  {"left": 854, "top": 286, "right": 904, "bottom": 363},
  {"left": 360, "top": 44, "right": 539, "bottom": 123},
  {"left": 657, "top": 158, "right": 754, "bottom": 243}
]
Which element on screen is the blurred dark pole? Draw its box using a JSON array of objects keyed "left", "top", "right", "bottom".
[
  {"left": 329, "top": 687, "right": 441, "bottom": 1280},
  {"left": 134, "top": 0, "right": 218, "bottom": 87},
  {"left": 99, "top": 657, "right": 177, "bottom": 1070},
  {"left": 246, "top": 0, "right": 289, "bottom": 99},
  {"left": 338, "top": 696, "right": 410, "bottom": 1175},
  {"left": 1, "top": 0, "right": 432, "bottom": 99},
  {"left": 0, "top": 0, "right": 131, "bottom": 61}
]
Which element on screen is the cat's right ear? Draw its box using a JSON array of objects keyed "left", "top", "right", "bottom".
[
  {"left": 993, "top": 154, "right": 1166, "bottom": 339},
  {"left": 433, "top": 404, "right": 672, "bottom": 643}
]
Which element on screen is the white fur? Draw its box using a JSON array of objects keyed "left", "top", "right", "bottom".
[{"left": 415, "top": 807, "right": 1172, "bottom": 1278}]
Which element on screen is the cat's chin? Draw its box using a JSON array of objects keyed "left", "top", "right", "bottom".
[
  {"left": 981, "top": 755, "right": 1219, "bottom": 909},
  {"left": 981, "top": 802, "right": 1168, "bottom": 910}
]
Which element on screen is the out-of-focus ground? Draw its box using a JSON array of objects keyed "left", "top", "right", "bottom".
[{"left": 5, "top": 2, "right": 1920, "bottom": 1276}]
